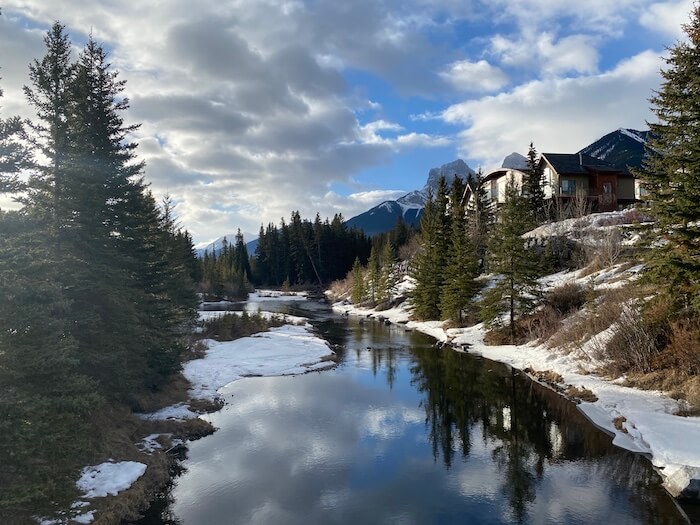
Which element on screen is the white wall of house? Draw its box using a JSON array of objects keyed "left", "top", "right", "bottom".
[{"left": 490, "top": 169, "right": 525, "bottom": 204}]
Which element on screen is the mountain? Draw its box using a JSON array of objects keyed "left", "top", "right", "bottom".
[
  {"left": 195, "top": 232, "right": 258, "bottom": 257},
  {"left": 345, "top": 159, "right": 475, "bottom": 236},
  {"left": 579, "top": 128, "right": 649, "bottom": 170},
  {"left": 501, "top": 152, "right": 528, "bottom": 170}
]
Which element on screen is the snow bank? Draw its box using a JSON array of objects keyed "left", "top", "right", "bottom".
[
  {"left": 249, "top": 289, "right": 308, "bottom": 301},
  {"left": 185, "top": 324, "right": 335, "bottom": 401},
  {"left": 77, "top": 461, "right": 147, "bottom": 498},
  {"left": 198, "top": 309, "right": 307, "bottom": 324}
]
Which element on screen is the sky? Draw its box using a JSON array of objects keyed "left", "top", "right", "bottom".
[{"left": 0, "top": 0, "right": 693, "bottom": 244}]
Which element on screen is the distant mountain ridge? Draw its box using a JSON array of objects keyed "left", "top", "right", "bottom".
[
  {"left": 345, "top": 159, "right": 475, "bottom": 236},
  {"left": 578, "top": 128, "right": 649, "bottom": 170}
]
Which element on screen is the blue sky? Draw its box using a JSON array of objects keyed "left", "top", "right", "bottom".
[{"left": 0, "top": 0, "right": 693, "bottom": 243}]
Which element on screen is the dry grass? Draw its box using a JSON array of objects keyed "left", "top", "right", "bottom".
[
  {"left": 566, "top": 385, "right": 598, "bottom": 403},
  {"left": 524, "top": 367, "right": 565, "bottom": 392},
  {"left": 613, "top": 416, "right": 628, "bottom": 433},
  {"left": 548, "top": 284, "right": 639, "bottom": 352}
]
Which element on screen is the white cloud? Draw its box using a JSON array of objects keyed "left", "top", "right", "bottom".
[
  {"left": 440, "top": 59, "right": 508, "bottom": 92},
  {"left": 443, "top": 50, "right": 662, "bottom": 170},
  {"left": 491, "top": 31, "right": 599, "bottom": 75},
  {"left": 640, "top": 0, "right": 695, "bottom": 38}
]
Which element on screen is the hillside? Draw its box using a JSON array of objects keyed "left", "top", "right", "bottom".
[{"left": 578, "top": 128, "right": 649, "bottom": 170}]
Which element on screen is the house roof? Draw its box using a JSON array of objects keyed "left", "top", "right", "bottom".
[
  {"left": 541, "top": 153, "right": 633, "bottom": 177},
  {"left": 482, "top": 168, "right": 527, "bottom": 183}
]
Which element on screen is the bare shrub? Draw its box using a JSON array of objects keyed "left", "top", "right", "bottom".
[
  {"left": 571, "top": 189, "right": 591, "bottom": 218},
  {"left": 656, "top": 319, "right": 700, "bottom": 375},
  {"left": 548, "top": 284, "right": 638, "bottom": 352},
  {"left": 546, "top": 283, "right": 587, "bottom": 315},
  {"left": 601, "top": 305, "right": 659, "bottom": 374},
  {"left": 522, "top": 283, "right": 587, "bottom": 342},
  {"left": 399, "top": 235, "right": 422, "bottom": 261}
]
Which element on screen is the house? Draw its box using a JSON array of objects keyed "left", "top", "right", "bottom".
[
  {"left": 482, "top": 152, "right": 637, "bottom": 214},
  {"left": 540, "top": 152, "right": 637, "bottom": 212}
]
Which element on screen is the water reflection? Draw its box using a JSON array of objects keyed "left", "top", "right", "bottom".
[{"left": 139, "top": 310, "right": 689, "bottom": 525}]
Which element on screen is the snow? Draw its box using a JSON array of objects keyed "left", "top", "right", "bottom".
[
  {"left": 249, "top": 289, "right": 308, "bottom": 301},
  {"left": 76, "top": 462, "right": 147, "bottom": 498},
  {"left": 620, "top": 127, "right": 647, "bottom": 144},
  {"left": 198, "top": 309, "right": 307, "bottom": 324},
  {"left": 331, "top": 224, "right": 700, "bottom": 498},
  {"left": 185, "top": 324, "right": 335, "bottom": 401},
  {"left": 137, "top": 402, "right": 200, "bottom": 421}
]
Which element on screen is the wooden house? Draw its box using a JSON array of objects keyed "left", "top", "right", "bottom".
[{"left": 540, "top": 153, "right": 637, "bottom": 212}]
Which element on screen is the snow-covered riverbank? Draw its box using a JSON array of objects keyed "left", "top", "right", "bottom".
[
  {"left": 331, "top": 274, "right": 700, "bottom": 500},
  {"left": 43, "top": 292, "right": 334, "bottom": 524}
]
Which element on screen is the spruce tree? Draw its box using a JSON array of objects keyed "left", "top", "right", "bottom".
[
  {"left": 351, "top": 257, "right": 365, "bottom": 304},
  {"left": 481, "top": 179, "right": 540, "bottom": 341},
  {"left": 378, "top": 241, "right": 397, "bottom": 304},
  {"left": 22, "top": 22, "right": 74, "bottom": 233},
  {"left": 410, "top": 178, "right": 449, "bottom": 320},
  {"left": 525, "top": 142, "right": 546, "bottom": 224},
  {"left": 468, "top": 170, "right": 493, "bottom": 274},
  {"left": 638, "top": 5, "right": 700, "bottom": 313},
  {"left": 367, "top": 245, "right": 380, "bottom": 303},
  {"left": 440, "top": 176, "right": 478, "bottom": 324}
]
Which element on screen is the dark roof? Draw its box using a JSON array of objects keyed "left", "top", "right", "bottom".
[
  {"left": 482, "top": 167, "right": 527, "bottom": 183},
  {"left": 542, "top": 153, "right": 632, "bottom": 177}
]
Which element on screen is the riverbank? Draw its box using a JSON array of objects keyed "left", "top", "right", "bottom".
[
  {"left": 330, "top": 272, "right": 700, "bottom": 500},
  {"left": 40, "top": 291, "right": 335, "bottom": 525}
]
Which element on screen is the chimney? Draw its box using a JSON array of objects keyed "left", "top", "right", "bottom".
[{"left": 579, "top": 152, "right": 583, "bottom": 165}]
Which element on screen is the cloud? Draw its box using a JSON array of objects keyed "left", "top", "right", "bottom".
[
  {"left": 491, "top": 31, "right": 599, "bottom": 75},
  {"left": 640, "top": 0, "right": 695, "bottom": 38},
  {"left": 442, "top": 50, "right": 662, "bottom": 170},
  {"left": 440, "top": 59, "right": 508, "bottom": 92}
]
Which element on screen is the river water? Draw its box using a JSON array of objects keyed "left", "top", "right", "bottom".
[{"left": 140, "top": 297, "right": 694, "bottom": 524}]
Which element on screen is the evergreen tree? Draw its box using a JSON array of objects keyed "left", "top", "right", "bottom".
[
  {"left": 481, "top": 179, "right": 540, "bottom": 341},
  {"left": 525, "top": 142, "right": 546, "bottom": 224},
  {"left": 0, "top": 84, "right": 30, "bottom": 193},
  {"left": 367, "top": 245, "right": 380, "bottom": 303},
  {"left": 22, "top": 22, "right": 74, "bottom": 233},
  {"left": 351, "top": 257, "right": 366, "bottom": 304},
  {"left": 440, "top": 176, "right": 479, "bottom": 324},
  {"left": 410, "top": 178, "right": 449, "bottom": 320},
  {"left": 467, "top": 170, "right": 493, "bottom": 274},
  {"left": 638, "top": 5, "right": 700, "bottom": 313},
  {"left": 378, "top": 241, "right": 397, "bottom": 303}
]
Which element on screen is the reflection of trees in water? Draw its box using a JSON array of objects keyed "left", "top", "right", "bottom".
[{"left": 408, "top": 346, "right": 684, "bottom": 525}]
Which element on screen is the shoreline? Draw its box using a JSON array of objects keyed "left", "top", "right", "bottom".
[
  {"left": 43, "top": 293, "right": 336, "bottom": 525},
  {"left": 330, "top": 291, "right": 700, "bottom": 501}
]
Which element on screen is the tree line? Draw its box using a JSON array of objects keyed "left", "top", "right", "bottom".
[{"left": 0, "top": 23, "right": 199, "bottom": 517}]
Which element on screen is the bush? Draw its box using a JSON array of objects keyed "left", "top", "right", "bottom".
[
  {"left": 656, "top": 319, "right": 700, "bottom": 375},
  {"left": 521, "top": 283, "right": 587, "bottom": 342},
  {"left": 600, "top": 305, "right": 660, "bottom": 374}
]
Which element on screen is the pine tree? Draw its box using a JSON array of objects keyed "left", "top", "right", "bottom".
[
  {"left": 351, "top": 257, "right": 366, "bottom": 304},
  {"left": 378, "top": 241, "right": 397, "bottom": 303},
  {"left": 525, "top": 142, "right": 546, "bottom": 224},
  {"left": 638, "top": 5, "right": 700, "bottom": 313},
  {"left": 440, "top": 176, "right": 478, "bottom": 324},
  {"left": 367, "top": 245, "right": 380, "bottom": 303},
  {"left": 481, "top": 179, "right": 541, "bottom": 341},
  {"left": 410, "top": 178, "right": 450, "bottom": 320},
  {"left": 0, "top": 84, "right": 30, "bottom": 193},
  {"left": 468, "top": 170, "right": 493, "bottom": 274},
  {"left": 22, "top": 22, "right": 74, "bottom": 233}
]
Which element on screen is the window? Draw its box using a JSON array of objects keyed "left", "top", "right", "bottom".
[
  {"left": 491, "top": 181, "right": 498, "bottom": 200},
  {"left": 561, "top": 179, "right": 577, "bottom": 195}
]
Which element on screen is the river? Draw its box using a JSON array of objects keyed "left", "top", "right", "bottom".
[{"left": 138, "top": 296, "right": 696, "bottom": 524}]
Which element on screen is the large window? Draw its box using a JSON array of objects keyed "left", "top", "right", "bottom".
[{"left": 561, "top": 179, "right": 577, "bottom": 195}]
